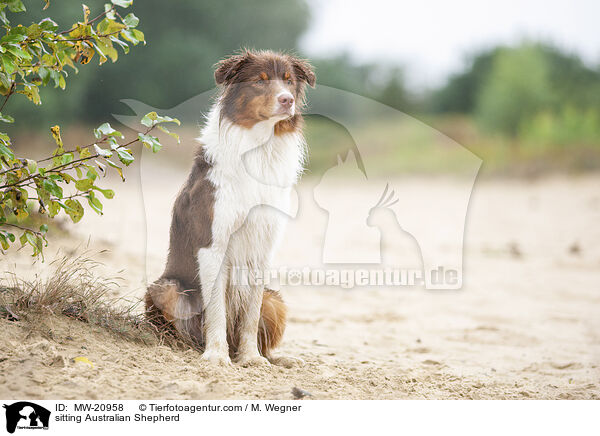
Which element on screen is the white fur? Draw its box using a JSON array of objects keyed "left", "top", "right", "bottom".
[{"left": 196, "top": 102, "right": 305, "bottom": 364}]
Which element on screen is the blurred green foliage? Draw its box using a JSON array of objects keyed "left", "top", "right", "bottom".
[
  {"left": 476, "top": 45, "right": 553, "bottom": 136},
  {"left": 430, "top": 43, "right": 600, "bottom": 143},
  {"left": 6, "top": 0, "right": 310, "bottom": 127},
  {"left": 0, "top": 0, "right": 178, "bottom": 256},
  {"left": 3, "top": 1, "right": 599, "bottom": 176}
]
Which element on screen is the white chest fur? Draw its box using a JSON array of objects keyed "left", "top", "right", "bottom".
[{"left": 197, "top": 104, "right": 305, "bottom": 287}]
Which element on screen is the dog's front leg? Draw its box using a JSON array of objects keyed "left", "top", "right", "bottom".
[
  {"left": 198, "top": 245, "right": 231, "bottom": 365},
  {"left": 235, "top": 282, "right": 270, "bottom": 367}
]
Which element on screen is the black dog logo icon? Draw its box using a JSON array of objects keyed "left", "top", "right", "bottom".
[{"left": 2, "top": 402, "right": 50, "bottom": 433}]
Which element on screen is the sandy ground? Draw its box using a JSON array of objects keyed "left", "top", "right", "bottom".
[{"left": 1, "top": 156, "right": 599, "bottom": 399}]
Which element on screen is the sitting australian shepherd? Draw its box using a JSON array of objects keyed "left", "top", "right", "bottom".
[{"left": 145, "top": 50, "right": 315, "bottom": 366}]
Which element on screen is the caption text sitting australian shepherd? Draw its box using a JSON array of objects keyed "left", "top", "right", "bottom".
[{"left": 145, "top": 50, "right": 315, "bottom": 366}]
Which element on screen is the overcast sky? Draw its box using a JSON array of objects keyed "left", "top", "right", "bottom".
[{"left": 300, "top": 0, "right": 600, "bottom": 89}]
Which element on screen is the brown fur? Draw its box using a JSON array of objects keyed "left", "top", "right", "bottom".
[
  {"left": 214, "top": 49, "right": 315, "bottom": 134},
  {"left": 145, "top": 279, "right": 286, "bottom": 356},
  {"left": 161, "top": 148, "right": 214, "bottom": 291},
  {"left": 144, "top": 146, "right": 289, "bottom": 355},
  {"left": 145, "top": 50, "right": 313, "bottom": 359},
  {"left": 257, "top": 289, "right": 287, "bottom": 356}
]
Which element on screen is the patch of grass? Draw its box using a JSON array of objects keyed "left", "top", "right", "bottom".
[{"left": 0, "top": 252, "right": 189, "bottom": 350}]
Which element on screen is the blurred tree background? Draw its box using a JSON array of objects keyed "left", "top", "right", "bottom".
[
  {"left": 6, "top": 0, "right": 310, "bottom": 127},
  {"left": 5, "top": 0, "right": 600, "bottom": 174}
]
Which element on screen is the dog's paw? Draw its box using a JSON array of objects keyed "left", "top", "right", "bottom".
[
  {"left": 200, "top": 349, "right": 232, "bottom": 366},
  {"left": 268, "top": 355, "right": 305, "bottom": 369},
  {"left": 235, "top": 354, "right": 271, "bottom": 368}
]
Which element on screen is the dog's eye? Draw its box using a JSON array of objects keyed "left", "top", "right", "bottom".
[
  {"left": 287, "top": 79, "right": 292, "bottom": 85},
  {"left": 257, "top": 79, "right": 264, "bottom": 84}
]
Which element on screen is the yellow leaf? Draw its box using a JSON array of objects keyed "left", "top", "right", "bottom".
[
  {"left": 82, "top": 4, "right": 90, "bottom": 24},
  {"left": 74, "top": 356, "right": 94, "bottom": 368},
  {"left": 73, "top": 41, "right": 95, "bottom": 65},
  {"left": 50, "top": 125, "right": 63, "bottom": 147}
]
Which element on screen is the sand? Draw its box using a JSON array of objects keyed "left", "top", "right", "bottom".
[{"left": 1, "top": 158, "right": 599, "bottom": 399}]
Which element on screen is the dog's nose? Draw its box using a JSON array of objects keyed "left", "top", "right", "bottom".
[{"left": 278, "top": 93, "right": 294, "bottom": 108}]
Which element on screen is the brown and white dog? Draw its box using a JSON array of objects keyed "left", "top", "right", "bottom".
[{"left": 145, "top": 50, "right": 315, "bottom": 366}]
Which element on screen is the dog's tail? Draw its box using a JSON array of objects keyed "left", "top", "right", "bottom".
[
  {"left": 258, "top": 289, "right": 287, "bottom": 357},
  {"left": 145, "top": 279, "right": 287, "bottom": 356},
  {"left": 145, "top": 278, "right": 204, "bottom": 346}
]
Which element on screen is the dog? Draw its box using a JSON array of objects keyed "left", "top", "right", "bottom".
[{"left": 145, "top": 50, "right": 315, "bottom": 366}]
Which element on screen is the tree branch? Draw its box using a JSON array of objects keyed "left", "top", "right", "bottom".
[
  {"left": 0, "top": 126, "right": 154, "bottom": 190},
  {"left": 0, "top": 222, "right": 43, "bottom": 237},
  {"left": 58, "top": 5, "right": 116, "bottom": 35},
  {"left": 0, "top": 82, "right": 16, "bottom": 114}
]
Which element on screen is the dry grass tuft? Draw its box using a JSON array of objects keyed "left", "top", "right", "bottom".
[{"left": 0, "top": 251, "right": 190, "bottom": 350}]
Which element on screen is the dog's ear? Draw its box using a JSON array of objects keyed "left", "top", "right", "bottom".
[
  {"left": 292, "top": 58, "right": 316, "bottom": 87},
  {"left": 214, "top": 53, "right": 251, "bottom": 85}
]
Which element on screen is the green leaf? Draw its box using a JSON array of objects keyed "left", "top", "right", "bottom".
[
  {"left": 140, "top": 112, "right": 155, "bottom": 127},
  {"left": 26, "top": 159, "right": 37, "bottom": 174},
  {"left": 47, "top": 200, "right": 60, "bottom": 217},
  {"left": 93, "top": 144, "right": 112, "bottom": 158},
  {"left": 0, "top": 33, "right": 27, "bottom": 45},
  {"left": 61, "top": 153, "right": 74, "bottom": 165},
  {"left": 110, "top": 36, "right": 129, "bottom": 54},
  {"left": 120, "top": 28, "right": 144, "bottom": 45},
  {"left": 75, "top": 178, "right": 93, "bottom": 191},
  {"left": 40, "top": 224, "right": 49, "bottom": 234},
  {"left": 94, "top": 122, "right": 123, "bottom": 139},
  {"left": 116, "top": 148, "right": 134, "bottom": 165},
  {"left": 0, "top": 142, "right": 14, "bottom": 160},
  {"left": 26, "top": 23, "right": 42, "bottom": 39},
  {"left": 140, "top": 112, "right": 180, "bottom": 127},
  {"left": 105, "top": 159, "right": 124, "bottom": 181},
  {"left": 0, "top": 113, "right": 14, "bottom": 123},
  {"left": 19, "top": 231, "right": 29, "bottom": 247},
  {"left": 86, "top": 193, "right": 103, "bottom": 215},
  {"left": 42, "top": 178, "right": 63, "bottom": 198},
  {"left": 92, "top": 185, "right": 114, "bottom": 199},
  {"left": 0, "top": 233, "right": 9, "bottom": 250},
  {"left": 18, "top": 85, "right": 41, "bottom": 105},
  {"left": 104, "top": 3, "right": 116, "bottom": 19},
  {"left": 6, "top": 0, "right": 26, "bottom": 13},
  {"left": 79, "top": 147, "right": 92, "bottom": 159},
  {"left": 94, "top": 37, "right": 118, "bottom": 63},
  {"left": 157, "top": 124, "right": 180, "bottom": 143},
  {"left": 111, "top": 0, "right": 132, "bottom": 7},
  {"left": 1, "top": 55, "right": 16, "bottom": 75},
  {"left": 39, "top": 17, "right": 58, "bottom": 31},
  {"left": 58, "top": 74, "right": 66, "bottom": 90},
  {"left": 0, "top": 72, "right": 11, "bottom": 93},
  {"left": 64, "top": 199, "right": 84, "bottom": 223},
  {"left": 122, "top": 13, "right": 139, "bottom": 28},
  {"left": 95, "top": 159, "right": 106, "bottom": 175},
  {"left": 138, "top": 133, "right": 162, "bottom": 153},
  {"left": 69, "top": 23, "right": 92, "bottom": 39},
  {"left": 85, "top": 165, "right": 98, "bottom": 181},
  {"left": 7, "top": 45, "right": 32, "bottom": 60},
  {"left": 97, "top": 18, "right": 126, "bottom": 35},
  {"left": 60, "top": 173, "right": 74, "bottom": 184}
]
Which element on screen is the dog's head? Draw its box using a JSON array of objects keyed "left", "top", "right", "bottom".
[{"left": 214, "top": 50, "right": 315, "bottom": 131}]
